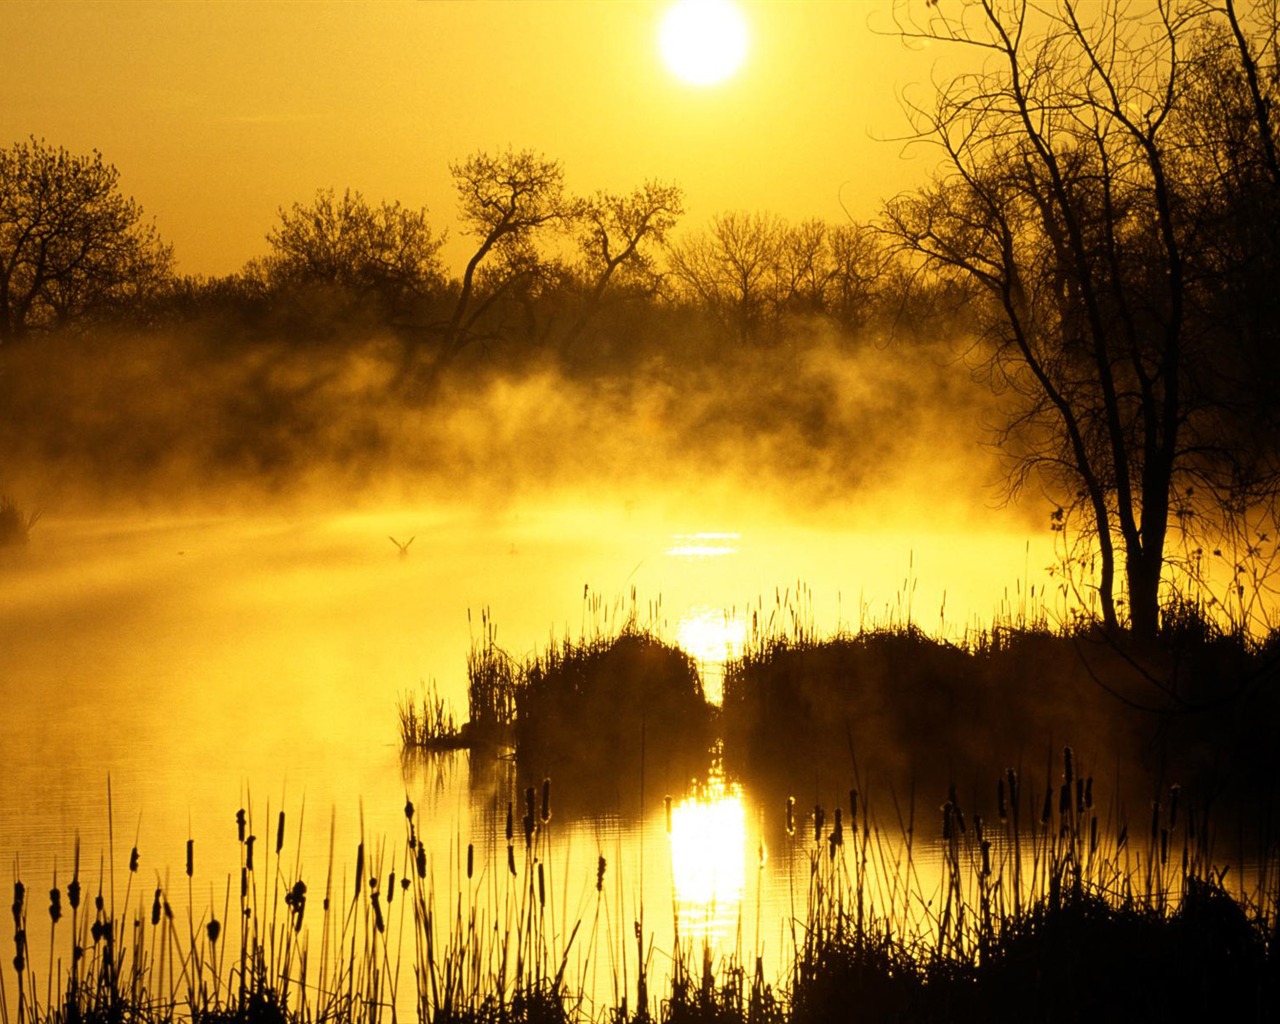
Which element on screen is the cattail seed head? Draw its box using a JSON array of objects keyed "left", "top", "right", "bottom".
[
  {"left": 129, "top": 847, "right": 139, "bottom": 873},
  {"left": 185, "top": 840, "right": 194, "bottom": 878},
  {"left": 67, "top": 878, "right": 80, "bottom": 912},
  {"left": 814, "top": 805, "right": 824, "bottom": 845},
  {"left": 151, "top": 889, "right": 161, "bottom": 927},
  {"left": 416, "top": 843, "right": 427, "bottom": 879},
  {"left": 596, "top": 855, "right": 606, "bottom": 893},
  {"left": 355, "top": 843, "right": 365, "bottom": 892},
  {"left": 665, "top": 796, "right": 673, "bottom": 835},
  {"left": 537, "top": 861, "right": 545, "bottom": 908},
  {"left": 207, "top": 918, "right": 221, "bottom": 944},
  {"left": 404, "top": 798, "right": 415, "bottom": 822},
  {"left": 236, "top": 809, "right": 246, "bottom": 843},
  {"left": 12, "top": 882, "right": 25, "bottom": 928},
  {"left": 541, "top": 778, "right": 551, "bottom": 823},
  {"left": 246, "top": 835, "right": 255, "bottom": 872},
  {"left": 506, "top": 802, "right": 514, "bottom": 843},
  {"left": 507, "top": 844, "right": 516, "bottom": 876},
  {"left": 48, "top": 887, "right": 61, "bottom": 925},
  {"left": 276, "top": 812, "right": 286, "bottom": 855},
  {"left": 466, "top": 843, "right": 474, "bottom": 880}
]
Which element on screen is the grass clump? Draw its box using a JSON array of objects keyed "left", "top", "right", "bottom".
[
  {"left": 399, "top": 680, "right": 466, "bottom": 750},
  {"left": 0, "top": 496, "right": 40, "bottom": 547},
  {"left": 515, "top": 626, "right": 712, "bottom": 779}
]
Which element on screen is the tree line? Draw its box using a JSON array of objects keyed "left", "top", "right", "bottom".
[{"left": 3, "top": 0, "right": 1279, "bottom": 644}]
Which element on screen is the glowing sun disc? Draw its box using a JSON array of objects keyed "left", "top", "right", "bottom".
[{"left": 659, "top": 0, "right": 749, "bottom": 87}]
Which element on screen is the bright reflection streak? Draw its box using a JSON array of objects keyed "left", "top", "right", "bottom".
[
  {"left": 666, "top": 531, "right": 739, "bottom": 558},
  {"left": 675, "top": 606, "right": 747, "bottom": 704},
  {"left": 669, "top": 765, "right": 750, "bottom": 941}
]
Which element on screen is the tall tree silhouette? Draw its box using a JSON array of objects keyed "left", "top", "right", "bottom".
[
  {"left": 0, "top": 138, "right": 171, "bottom": 341},
  {"left": 883, "top": 0, "right": 1280, "bottom": 639}
]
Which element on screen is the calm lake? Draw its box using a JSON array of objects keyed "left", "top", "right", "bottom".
[{"left": 0, "top": 497, "right": 1100, "bottom": 1010}]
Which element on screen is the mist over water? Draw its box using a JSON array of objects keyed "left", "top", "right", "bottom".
[{"left": 6, "top": 321, "right": 1241, "bottom": 1016}]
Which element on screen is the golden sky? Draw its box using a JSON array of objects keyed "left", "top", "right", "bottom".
[{"left": 1, "top": 0, "right": 949, "bottom": 277}]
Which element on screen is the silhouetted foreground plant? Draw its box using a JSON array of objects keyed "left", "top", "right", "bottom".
[{"left": 4, "top": 758, "right": 1277, "bottom": 1024}]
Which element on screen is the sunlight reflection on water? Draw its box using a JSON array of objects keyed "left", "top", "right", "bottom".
[{"left": 668, "top": 758, "right": 749, "bottom": 944}]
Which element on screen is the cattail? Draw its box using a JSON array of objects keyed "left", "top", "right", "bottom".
[
  {"left": 537, "top": 861, "right": 545, "bottom": 908},
  {"left": 665, "top": 796, "right": 673, "bottom": 834},
  {"left": 207, "top": 918, "right": 221, "bottom": 944},
  {"left": 1059, "top": 783, "right": 1071, "bottom": 817},
  {"left": 401, "top": 876, "right": 409, "bottom": 892},
  {"left": 523, "top": 813, "right": 534, "bottom": 848},
  {"left": 387, "top": 872, "right": 396, "bottom": 903},
  {"left": 404, "top": 797, "right": 415, "bottom": 822},
  {"left": 596, "top": 855, "right": 606, "bottom": 893},
  {"left": 980, "top": 839, "right": 991, "bottom": 878},
  {"left": 246, "top": 835, "right": 256, "bottom": 871},
  {"left": 236, "top": 808, "right": 246, "bottom": 843},
  {"left": 241, "top": 868, "right": 248, "bottom": 899},
  {"left": 186, "top": 839, "right": 194, "bottom": 878},
  {"left": 416, "top": 842, "right": 427, "bottom": 880},
  {"left": 276, "top": 811, "right": 286, "bottom": 855},
  {"left": 48, "top": 886, "right": 61, "bottom": 925},
  {"left": 151, "top": 888, "right": 161, "bottom": 927},
  {"left": 1040, "top": 787, "right": 1052, "bottom": 825},
  {"left": 13, "top": 928, "right": 24, "bottom": 972},
  {"left": 974, "top": 815, "right": 984, "bottom": 845},
  {"left": 371, "top": 890, "right": 384, "bottom": 933},
  {"left": 67, "top": 875, "right": 80, "bottom": 913},
  {"left": 466, "top": 843, "right": 474, "bottom": 880},
  {"left": 1089, "top": 816, "right": 1098, "bottom": 854},
  {"left": 355, "top": 842, "right": 365, "bottom": 893},
  {"left": 814, "top": 805, "right": 824, "bottom": 845},
  {"left": 828, "top": 808, "right": 843, "bottom": 858},
  {"left": 785, "top": 797, "right": 795, "bottom": 838},
  {"left": 129, "top": 847, "right": 139, "bottom": 873},
  {"left": 506, "top": 802, "right": 514, "bottom": 842},
  {"left": 507, "top": 844, "right": 516, "bottom": 876},
  {"left": 541, "top": 778, "right": 551, "bottom": 823}
]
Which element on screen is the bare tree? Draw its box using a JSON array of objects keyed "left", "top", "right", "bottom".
[
  {"left": 264, "top": 187, "right": 444, "bottom": 310},
  {"left": 566, "top": 180, "right": 684, "bottom": 344},
  {"left": 405, "top": 148, "right": 569, "bottom": 394},
  {"left": 667, "top": 210, "right": 785, "bottom": 344},
  {"left": 0, "top": 137, "right": 172, "bottom": 341},
  {"left": 883, "top": 0, "right": 1280, "bottom": 639}
]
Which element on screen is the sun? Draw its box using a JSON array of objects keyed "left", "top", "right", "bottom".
[{"left": 658, "top": 0, "right": 749, "bottom": 87}]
